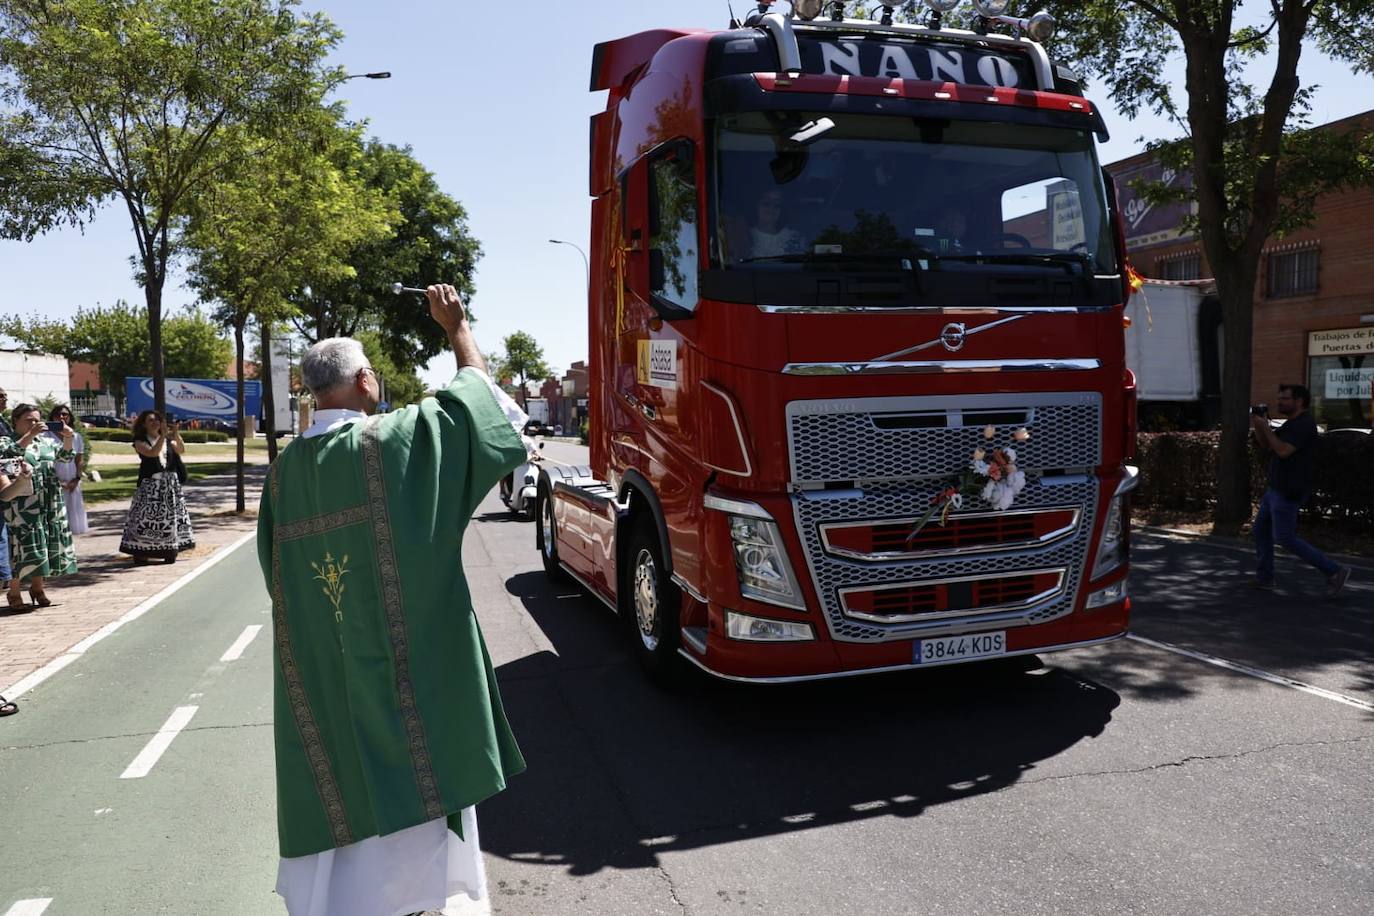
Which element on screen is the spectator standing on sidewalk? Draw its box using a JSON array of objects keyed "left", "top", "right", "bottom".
[
  {"left": 1251, "top": 384, "right": 1352, "bottom": 596},
  {"left": 0, "top": 386, "right": 13, "bottom": 595},
  {"left": 0, "top": 403, "right": 78, "bottom": 609},
  {"left": 119, "top": 411, "right": 194, "bottom": 564},
  {"left": 47, "top": 404, "right": 88, "bottom": 535},
  {"left": 258, "top": 285, "right": 529, "bottom": 916}
]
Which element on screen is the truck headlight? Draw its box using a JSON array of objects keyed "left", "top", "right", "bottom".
[
  {"left": 706, "top": 494, "right": 806, "bottom": 610},
  {"left": 726, "top": 611, "right": 814, "bottom": 642},
  {"left": 1091, "top": 494, "right": 1127, "bottom": 579}
]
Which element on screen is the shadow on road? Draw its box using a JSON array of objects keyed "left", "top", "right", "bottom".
[
  {"left": 1097, "top": 535, "right": 1374, "bottom": 706},
  {"left": 482, "top": 571, "right": 1121, "bottom": 875}
]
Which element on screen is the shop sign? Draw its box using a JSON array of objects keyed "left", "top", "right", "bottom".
[
  {"left": 1324, "top": 367, "right": 1374, "bottom": 399},
  {"left": 1307, "top": 327, "right": 1374, "bottom": 356}
]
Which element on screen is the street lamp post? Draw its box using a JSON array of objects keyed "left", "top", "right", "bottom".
[{"left": 548, "top": 238, "right": 590, "bottom": 292}]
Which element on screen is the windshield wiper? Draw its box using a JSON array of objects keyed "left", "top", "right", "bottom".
[
  {"left": 739, "top": 249, "right": 918, "bottom": 265},
  {"left": 917, "top": 250, "right": 1093, "bottom": 272}
]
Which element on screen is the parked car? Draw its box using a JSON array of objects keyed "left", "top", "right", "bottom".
[
  {"left": 522, "top": 419, "right": 553, "bottom": 437},
  {"left": 195, "top": 417, "right": 238, "bottom": 434},
  {"left": 79, "top": 413, "right": 123, "bottom": 429}
]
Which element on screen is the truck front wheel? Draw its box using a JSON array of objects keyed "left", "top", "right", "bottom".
[
  {"left": 536, "top": 484, "right": 568, "bottom": 582},
  {"left": 624, "top": 514, "right": 681, "bottom": 679}
]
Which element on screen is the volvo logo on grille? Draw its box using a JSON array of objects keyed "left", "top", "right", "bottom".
[{"left": 940, "top": 322, "right": 967, "bottom": 352}]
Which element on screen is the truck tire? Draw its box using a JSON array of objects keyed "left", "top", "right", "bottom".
[
  {"left": 536, "top": 483, "right": 568, "bottom": 583},
  {"left": 623, "top": 513, "right": 681, "bottom": 680}
]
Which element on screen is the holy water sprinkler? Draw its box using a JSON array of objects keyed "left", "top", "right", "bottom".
[{"left": 391, "top": 282, "right": 428, "bottom": 295}]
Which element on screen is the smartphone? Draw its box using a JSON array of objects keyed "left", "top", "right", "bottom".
[{"left": 47, "top": 420, "right": 65, "bottom": 434}]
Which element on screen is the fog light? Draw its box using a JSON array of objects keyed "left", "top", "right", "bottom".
[
  {"left": 922, "top": 0, "right": 962, "bottom": 11},
  {"left": 794, "top": 0, "right": 825, "bottom": 19},
  {"left": 1086, "top": 580, "right": 1128, "bottom": 609},
  {"left": 726, "top": 611, "right": 814, "bottom": 642},
  {"left": 973, "top": 0, "right": 1009, "bottom": 14}
]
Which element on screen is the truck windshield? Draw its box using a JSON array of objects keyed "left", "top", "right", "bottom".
[{"left": 714, "top": 111, "right": 1117, "bottom": 276}]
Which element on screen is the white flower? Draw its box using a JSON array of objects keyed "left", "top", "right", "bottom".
[
  {"left": 951, "top": 494, "right": 963, "bottom": 509},
  {"left": 1004, "top": 447, "right": 1016, "bottom": 463},
  {"left": 1013, "top": 427, "right": 1030, "bottom": 442},
  {"left": 983, "top": 425, "right": 997, "bottom": 440},
  {"left": 1008, "top": 469, "right": 1026, "bottom": 494},
  {"left": 981, "top": 480, "right": 996, "bottom": 503},
  {"left": 993, "top": 485, "right": 1016, "bottom": 511},
  {"left": 972, "top": 459, "right": 990, "bottom": 475}
]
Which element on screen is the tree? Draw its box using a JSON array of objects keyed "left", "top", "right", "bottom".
[
  {"left": 501, "top": 331, "right": 550, "bottom": 409},
  {"left": 180, "top": 118, "right": 394, "bottom": 504},
  {"left": 0, "top": 0, "right": 341, "bottom": 421},
  {"left": 0, "top": 300, "right": 230, "bottom": 413},
  {"left": 1030, "top": 1, "right": 1374, "bottom": 532},
  {"left": 289, "top": 140, "right": 483, "bottom": 373}
]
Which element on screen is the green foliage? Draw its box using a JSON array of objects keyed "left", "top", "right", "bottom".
[
  {"left": 357, "top": 330, "right": 426, "bottom": 410},
  {"left": 289, "top": 140, "right": 483, "bottom": 374},
  {"left": 83, "top": 429, "right": 134, "bottom": 443},
  {"left": 0, "top": 300, "right": 231, "bottom": 407},
  {"left": 0, "top": 0, "right": 343, "bottom": 412},
  {"left": 501, "top": 331, "right": 551, "bottom": 407}
]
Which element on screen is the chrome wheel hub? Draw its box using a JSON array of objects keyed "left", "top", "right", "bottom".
[
  {"left": 541, "top": 498, "right": 555, "bottom": 559},
  {"left": 633, "top": 548, "right": 659, "bottom": 650}
]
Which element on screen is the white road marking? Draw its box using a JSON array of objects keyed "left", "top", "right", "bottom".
[
  {"left": 0, "top": 531, "right": 258, "bottom": 700},
  {"left": 219, "top": 624, "right": 263, "bottom": 662},
  {"left": 94, "top": 807, "right": 112, "bottom": 816},
  {"left": 4, "top": 900, "right": 53, "bottom": 916},
  {"left": 1128, "top": 635, "right": 1374, "bottom": 712},
  {"left": 119, "top": 706, "right": 200, "bottom": 779}
]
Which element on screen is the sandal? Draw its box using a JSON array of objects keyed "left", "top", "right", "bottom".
[
  {"left": 6, "top": 593, "right": 27, "bottom": 611},
  {"left": 0, "top": 695, "right": 16, "bottom": 717},
  {"left": 29, "top": 590, "right": 51, "bottom": 608}
]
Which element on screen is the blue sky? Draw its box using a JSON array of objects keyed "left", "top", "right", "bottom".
[{"left": 1, "top": 1, "right": 1368, "bottom": 389}]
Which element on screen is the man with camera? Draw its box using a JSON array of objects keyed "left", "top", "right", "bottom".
[{"left": 1250, "top": 384, "right": 1351, "bottom": 596}]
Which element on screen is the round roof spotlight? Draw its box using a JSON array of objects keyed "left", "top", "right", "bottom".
[
  {"left": 1026, "top": 10, "right": 1056, "bottom": 41},
  {"left": 973, "top": 0, "right": 1010, "bottom": 15},
  {"left": 794, "top": 0, "right": 825, "bottom": 19},
  {"left": 922, "top": 0, "right": 962, "bottom": 12}
]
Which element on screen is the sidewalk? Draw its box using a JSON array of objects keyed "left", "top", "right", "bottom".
[{"left": 0, "top": 466, "right": 268, "bottom": 695}]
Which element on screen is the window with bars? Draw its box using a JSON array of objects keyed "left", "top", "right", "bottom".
[
  {"left": 1266, "top": 248, "right": 1319, "bottom": 297},
  {"left": 1158, "top": 254, "right": 1201, "bottom": 281}
]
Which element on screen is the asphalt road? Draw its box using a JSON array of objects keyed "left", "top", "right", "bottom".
[{"left": 2, "top": 439, "right": 1371, "bottom": 915}]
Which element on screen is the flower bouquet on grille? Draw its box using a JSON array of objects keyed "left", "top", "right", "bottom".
[{"left": 907, "top": 425, "right": 1030, "bottom": 542}]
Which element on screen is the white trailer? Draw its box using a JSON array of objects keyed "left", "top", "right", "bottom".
[
  {"left": 0, "top": 350, "right": 71, "bottom": 407},
  {"left": 1123, "top": 281, "right": 1223, "bottom": 428}
]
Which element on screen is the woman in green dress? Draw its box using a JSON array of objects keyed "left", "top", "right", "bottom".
[{"left": 1, "top": 403, "right": 78, "bottom": 609}]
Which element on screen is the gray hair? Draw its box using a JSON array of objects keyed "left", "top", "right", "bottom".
[{"left": 301, "top": 337, "right": 371, "bottom": 395}]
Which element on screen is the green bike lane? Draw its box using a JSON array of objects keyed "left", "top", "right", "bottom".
[{"left": 0, "top": 539, "right": 282, "bottom": 916}]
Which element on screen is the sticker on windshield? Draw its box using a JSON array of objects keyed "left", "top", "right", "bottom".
[{"left": 637, "top": 339, "right": 678, "bottom": 391}]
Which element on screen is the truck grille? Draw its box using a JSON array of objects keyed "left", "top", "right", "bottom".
[{"left": 786, "top": 393, "right": 1102, "bottom": 643}]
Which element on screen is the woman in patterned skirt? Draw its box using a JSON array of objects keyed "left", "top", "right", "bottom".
[
  {"left": 119, "top": 410, "right": 194, "bottom": 565},
  {"left": 1, "top": 404, "right": 78, "bottom": 609}
]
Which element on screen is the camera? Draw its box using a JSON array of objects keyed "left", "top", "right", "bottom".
[{"left": 1250, "top": 403, "right": 1269, "bottom": 417}]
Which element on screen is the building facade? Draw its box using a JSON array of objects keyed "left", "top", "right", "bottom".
[{"left": 1106, "top": 111, "right": 1374, "bottom": 430}]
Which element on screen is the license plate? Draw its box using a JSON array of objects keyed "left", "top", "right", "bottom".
[{"left": 914, "top": 631, "right": 1006, "bottom": 664}]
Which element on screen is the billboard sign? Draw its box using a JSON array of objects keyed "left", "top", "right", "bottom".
[
  {"left": 126, "top": 377, "right": 260, "bottom": 421},
  {"left": 1110, "top": 159, "right": 1196, "bottom": 252}
]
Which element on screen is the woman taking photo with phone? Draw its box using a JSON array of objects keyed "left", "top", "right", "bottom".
[
  {"left": 0, "top": 403, "right": 78, "bottom": 609},
  {"left": 46, "top": 404, "right": 88, "bottom": 536},
  {"left": 119, "top": 410, "right": 194, "bottom": 564}
]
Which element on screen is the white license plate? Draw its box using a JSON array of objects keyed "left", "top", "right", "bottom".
[{"left": 914, "top": 631, "right": 1006, "bottom": 664}]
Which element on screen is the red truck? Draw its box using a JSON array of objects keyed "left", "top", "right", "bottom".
[{"left": 536, "top": 3, "right": 1139, "bottom": 682}]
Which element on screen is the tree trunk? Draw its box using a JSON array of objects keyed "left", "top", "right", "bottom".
[
  {"left": 146, "top": 280, "right": 166, "bottom": 420},
  {"left": 234, "top": 320, "right": 246, "bottom": 514},
  {"left": 1210, "top": 258, "right": 1261, "bottom": 535},
  {"left": 261, "top": 321, "right": 279, "bottom": 462}
]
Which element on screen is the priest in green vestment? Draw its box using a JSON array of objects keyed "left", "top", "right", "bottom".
[{"left": 258, "top": 285, "right": 530, "bottom": 916}]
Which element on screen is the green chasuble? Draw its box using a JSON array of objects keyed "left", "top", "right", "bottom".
[{"left": 257, "top": 368, "right": 528, "bottom": 858}]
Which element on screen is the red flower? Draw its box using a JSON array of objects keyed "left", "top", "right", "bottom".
[{"left": 988, "top": 464, "right": 1003, "bottom": 481}]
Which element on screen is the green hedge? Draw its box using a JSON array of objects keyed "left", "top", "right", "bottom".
[
  {"left": 84, "top": 429, "right": 134, "bottom": 442},
  {"left": 83, "top": 428, "right": 228, "bottom": 444},
  {"left": 1134, "top": 430, "right": 1374, "bottom": 522}
]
